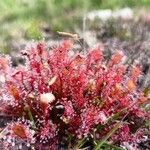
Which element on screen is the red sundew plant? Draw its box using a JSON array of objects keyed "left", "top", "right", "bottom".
[{"left": 0, "top": 40, "right": 149, "bottom": 149}]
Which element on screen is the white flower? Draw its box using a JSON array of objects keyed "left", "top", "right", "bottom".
[
  {"left": 40, "top": 93, "right": 55, "bottom": 104},
  {"left": 0, "top": 75, "right": 5, "bottom": 83}
]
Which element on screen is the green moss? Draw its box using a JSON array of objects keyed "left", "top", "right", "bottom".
[{"left": 24, "top": 21, "right": 42, "bottom": 40}]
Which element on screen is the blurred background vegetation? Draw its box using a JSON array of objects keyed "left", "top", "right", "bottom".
[{"left": 0, "top": 0, "right": 150, "bottom": 53}]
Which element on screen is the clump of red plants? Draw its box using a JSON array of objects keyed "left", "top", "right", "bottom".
[{"left": 0, "top": 40, "right": 149, "bottom": 150}]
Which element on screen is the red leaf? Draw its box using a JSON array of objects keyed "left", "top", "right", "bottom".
[
  {"left": 8, "top": 84, "right": 20, "bottom": 101},
  {"left": 12, "top": 124, "right": 27, "bottom": 139}
]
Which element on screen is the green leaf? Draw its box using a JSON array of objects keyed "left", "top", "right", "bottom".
[
  {"left": 144, "top": 86, "right": 150, "bottom": 97},
  {"left": 94, "top": 121, "right": 122, "bottom": 150},
  {"left": 24, "top": 105, "right": 36, "bottom": 129},
  {"left": 74, "top": 137, "right": 87, "bottom": 149},
  {"left": 103, "top": 142, "right": 124, "bottom": 150},
  {"left": 144, "top": 105, "right": 150, "bottom": 111},
  {"left": 0, "top": 127, "right": 9, "bottom": 139},
  {"left": 144, "top": 118, "right": 150, "bottom": 127}
]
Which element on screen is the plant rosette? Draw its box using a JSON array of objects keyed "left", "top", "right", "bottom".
[{"left": 0, "top": 41, "right": 149, "bottom": 150}]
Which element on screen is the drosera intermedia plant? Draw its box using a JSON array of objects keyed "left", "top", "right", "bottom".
[{"left": 0, "top": 40, "right": 149, "bottom": 149}]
